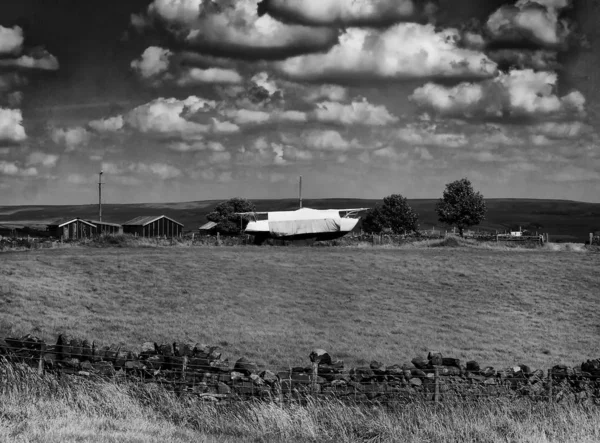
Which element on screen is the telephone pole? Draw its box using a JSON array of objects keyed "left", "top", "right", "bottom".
[
  {"left": 299, "top": 176, "right": 302, "bottom": 209},
  {"left": 98, "top": 170, "right": 103, "bottom": 222}
]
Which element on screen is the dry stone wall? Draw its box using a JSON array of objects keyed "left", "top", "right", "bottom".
[{"left": 1, "top": 334, "right": 599, "bottom": 404}]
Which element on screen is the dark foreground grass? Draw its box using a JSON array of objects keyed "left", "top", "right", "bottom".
[
  {"left": 0, "top": 246, "right": 599, "bottom": 370},
  {"left": 1, "top": 362, "right": 600, "bottom": 443}
]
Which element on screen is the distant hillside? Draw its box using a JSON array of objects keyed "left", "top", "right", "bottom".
[{"left": 1, "top": 198, "right": 599, "bottom": 242}]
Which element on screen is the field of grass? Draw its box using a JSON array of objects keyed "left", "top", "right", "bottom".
[
  {"left": 2, "top": 362, "right": 600, "bottom": 443},
  {"left": 1, "top": 245, "right": 599, "bottom": 370}
]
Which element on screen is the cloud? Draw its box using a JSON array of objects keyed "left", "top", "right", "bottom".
[
  {"left": 0, "top": 161, "right": 37, "bottom": 177},
  {"left": 139, "top": 0, "right": 339, "bottom": 60},
  {"left": 550, "top": 166, "right": 600, "bottom": 182},
  {"left": 485, "top": 0, "right": 573, "bottom": 48},
  {"left": 532, "top": 121, "right": 591, "bottom": 139},
  {"left": 0, "top": 26, "right": 23, "bottom": 55},
  {"left": 168, "top": 140, "right": 225, "bottom": 152},
  {"left": 258, "top": 0, "right": 436, "bottom": 27},
  {"left": 372, "top": 146, "right": 410, "bottom": 160},
  {"left": 311, "top": 98, "right": 398, "bottom": 126},
  {"left": 51, "top": 127, "right": 91, "bottom": 151},
  {"left": 27, "top": 152, "right": 59, "bottom": 167},
  {"left": 131, "top": 162, "right": 182, "bottom": 179},
  {"left": 303, "top": 129, "right": 360, "bottom": 151},
  {"left": 395, "top": 124, "right": 469, "bottom": 148},
  {"left": 88, "top": 116, "right": 125, "bottom": 133},
  {"left": 0, "top": 108, "right": 27, "bottom": 142},
  {"left": 131, "top": 46, "right": 243, "bottom": 86},
  {"left": 304, "top": 85, "right": 348, "bottom": 103},
  {"left": 410, "top": 69, "right": 585, "bottom": 119},
  {"left": 131, "top": 46, "right": 171, "bottom": 78},
  {"left": 278, "top": 23, "right": 498, "bottom": 82},
  {"left": 66, "top": 173, "right": 93, "bottom": 184},
  {"left": 207, "top": 151, "right": 232, "bottom": 164},
  {"left": 123, "top": 96, "right": 240, "bottom": 138},
  {"left": 487, "top": 49, "right": 559, "bottom": 71},
  {"left": 0, "top": 48, "right": 60, "bottom": 70}
]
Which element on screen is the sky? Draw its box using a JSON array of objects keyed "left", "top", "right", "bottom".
[{"left": 0, "top": 0, "right": 599, "bottom": 205}]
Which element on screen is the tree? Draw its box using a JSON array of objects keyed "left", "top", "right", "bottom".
[
  {"left": 206, "top": 197, "right": 256, "bottom": 235},
  {"left": 436, "top": 178, "right": 486, "bottom": 237},
  {"left": 362, "top": 194, "right": 419, "bottom": 234}
]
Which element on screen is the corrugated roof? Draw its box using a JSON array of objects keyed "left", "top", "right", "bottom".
[
  {"left": 199, "top": 221, "right": 218, "bottom": 230},
  {"left": 122, "top": 215, "right": 183, "bottom": 227},
  {"left": 48, "top": 218, "right": 97, "bottom": 228},
  {"left": 87, "top": 220, "right": 122, "bottom": 227}
]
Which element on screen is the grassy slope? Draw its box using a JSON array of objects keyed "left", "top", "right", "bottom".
[
  {"left": 1, "top": 198, "right": 599, "bottom": 241},
  {"left": 2, "top": 363, "right": 600, "bottom": 443},
  {"left": 1, "top": 246, "right": 599, "bottom": 370}
]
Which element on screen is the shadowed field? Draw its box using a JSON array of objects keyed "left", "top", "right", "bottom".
[{"left": 1, "top": 246, "right": 599, "bottom": 370}]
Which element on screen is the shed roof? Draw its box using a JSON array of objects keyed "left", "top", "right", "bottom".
[
  {"left": 199, "top": 221, "right": 218, "bottom": 230},
  {"left": 48, "top": 218, "right": 97, "bottom": 228},
  {"left": 87, "top": 220, "right": 122, "bottom": 227},
  {"left": 122, "top": 215, "right": 183, "bottom": 227}
]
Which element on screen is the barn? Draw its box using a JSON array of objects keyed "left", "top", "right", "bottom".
[
  {"left": 47, "top": 218, "right": 97, "bottom": 239},
  {"left": 198, "top": 221, "right": 218, "bottom": 234},
  {"left": 87, "top": 220, "right": 123, "bottom": 235},
  {"left": 122, "top": 215, "right": 183, "bottom": 238}
]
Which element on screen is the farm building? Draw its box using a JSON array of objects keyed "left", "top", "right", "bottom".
[
  {"left": 87, "top": 220, "right": 123, "bottom": 235},
  {"left": 47, "top": 218, "right": 97, "bottom": 239},
  {"left": 122, "top": 215, "right": 183, "bottom": 237},
  {"left": 198, "top": 221, "right": 218, "bottom": 234}
]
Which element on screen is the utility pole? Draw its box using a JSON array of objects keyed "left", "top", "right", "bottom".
[
  {"left": 98, "top": 170, "right": 103, "bottom": 222},
  {"left": 299, "top": 175, "right": 302, "bottom": 209}
]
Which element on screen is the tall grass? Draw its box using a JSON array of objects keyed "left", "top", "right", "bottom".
[{"left": 2, "top": 361, "right": 600, "bottom": 442}]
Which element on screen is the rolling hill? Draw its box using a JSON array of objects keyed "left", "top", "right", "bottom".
[{"left": 0, "top": 198, "right": 599, "bottom": 242}]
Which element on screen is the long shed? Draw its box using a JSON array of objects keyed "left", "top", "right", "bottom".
[
  {"left": 87, "top": 220, "right": 123, "bottom": 235},
  {"left": 122, "top": 215, "right": 183, "bottom": 238},
  {"left": 47, "top": 218, "right": 97, "bottom": 239}
]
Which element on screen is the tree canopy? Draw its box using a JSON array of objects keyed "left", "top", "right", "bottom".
[
  {"left": 435, "top": 178, "right": 486, "bottom": 237},
  {"left": 362, "top": 194, "right": 419, "bottom": 234},
  {"left": 206, "top": 197, "right": 256, "bottom": 235}
]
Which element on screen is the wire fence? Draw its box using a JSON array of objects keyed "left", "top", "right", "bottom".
[{"left": 1, "top": 336, "right": 599, "bottom": 406}]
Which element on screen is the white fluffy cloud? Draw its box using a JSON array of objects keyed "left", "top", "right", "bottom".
[
  {"left": 140, "top": 0, "right": 338, "bottom": 59},
  {"left": 0, "top": 49, "right": 60, "bottom": 71},
  {"left": 410, "top": 69, "right": 585, "bottom": 119},
  {"left": 260, "top": 0, "right": 435, "bottom": 26},
  {"left": 486, "top": 0, "right": 572, "bottom": 47},
  {"left": 88, "top": 116, "right": 125, "bottom": 133},
  {"left": 303, "top": 130, "right": 360, "bottom": 151},
  {"left": 27, "top": 152, "right": 59, "bottom": 167},
  {"left": 0, "top": 108, "right": 26, "bottom": 142},
  {"left": 311, "top": 98, "right": 398, "bottom": 126},
  {"left": 0, "top": 161, "right": 37, "bottom": 177},
  {"left": 123, "top": 96, "right": 240, "bottom": 138},
  {"left": 51, "top": 127, "right": 91, "bottom": 151},
  {"left": 278, "top": 24, "right": 498, "bottom": 82},
  {"left": 131, "top": 46, "right": 243, "bottom": 86},
  {"left": 168, "top": 140, "right": 226, "bottom": 152},
  {"left": 0, "top": 26, "right": 23, "bottom": 55},
  {"left": 304, "top": 85, "right": 348, "bottom": 103},
  {"left": 395, "top": 124, "right": 469, "bottom": 148}
]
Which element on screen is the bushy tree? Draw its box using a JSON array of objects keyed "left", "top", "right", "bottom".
[
  {"left": 436, "top": 178, "right": 486, "bottom": 237},
  {"left": 362, "top": 194, "right": 419, "bottom": 234},
  {"left": 206, "top": 197, "right": 256, "bottom": 235}
]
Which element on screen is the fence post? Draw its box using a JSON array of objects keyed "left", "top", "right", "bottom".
[
  {"left": 38, "top": 343, "right": 46, "bottom": 375},
  {"left": 434, "top": 367, "right": 440, "bottom": 403},
  {"left": 590, "top": 233, "right": 593, "bottom": 246},
  {"left": 311, "top": 361, "right": 319, "bottom": 395},
  {"left": 547, "top": 368, "right": 553, "bottom": 403}
]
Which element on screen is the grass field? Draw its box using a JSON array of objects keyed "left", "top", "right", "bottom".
[
  {"left": 1, "top": 244, "right": 599, "bottom": 370},
  {"left": 2, "top": 362, "right": 600, "bottom": 443}
]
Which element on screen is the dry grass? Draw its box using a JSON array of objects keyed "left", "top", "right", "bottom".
[
  {"left": 1, "top": 362, "right": 600, "bottom": 443},
  {"left": 1, "top": 245, "right": 599, "bottom": 371}
]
